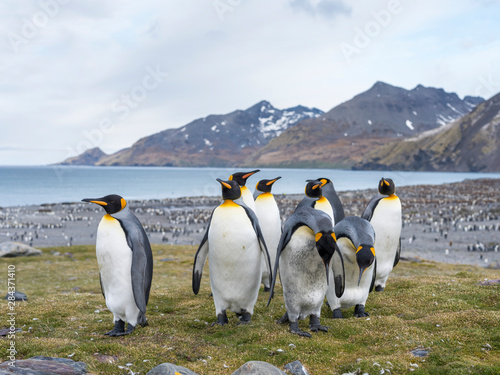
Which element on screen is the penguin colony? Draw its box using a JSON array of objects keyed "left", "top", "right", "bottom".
[{"left": 82, "top": 172, "right": 402, "bottom": 337}]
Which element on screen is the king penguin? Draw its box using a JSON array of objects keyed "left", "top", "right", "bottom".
[
  {"left": 268, "top": 196, "right": 345, "bottom": 337},
  {"left": 317, "top": 177, "right": 345, "bottom": 226},
  {"left": 361, "top": 177, "right": 402, "bottom": 292},
  {"left": 228, "top": 170, "right": 260, "bottom": 212},
  {"left": 300, "top": 179, "right": 334, "bottom": 223},
  {"left": 254, "top": 177, "right": 282, "bottom": 292},
  {"left": 82, "top": 195, "right": 153, "bottom": 336},
  {"left": 326, "top": 216, "right": 376, "bottom": 318},
  {"left": 192, "top": 179, "right": 272, "bottom": 325}
]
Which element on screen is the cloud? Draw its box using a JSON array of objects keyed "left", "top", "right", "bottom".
[{"left": 289, "top": 0, "right": 352, "bottom": 19}]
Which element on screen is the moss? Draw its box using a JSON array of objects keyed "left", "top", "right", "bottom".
[{"left": 0, "top": 245, "right": 498, "bottom": 374}]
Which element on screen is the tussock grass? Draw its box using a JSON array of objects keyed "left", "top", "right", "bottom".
[{"left": 1, "top": 245, "right": 498, "bottom": 374}]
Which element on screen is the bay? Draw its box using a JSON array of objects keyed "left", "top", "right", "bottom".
[{"left": 0, "top": 165, "right": 499, "bottom": 207}]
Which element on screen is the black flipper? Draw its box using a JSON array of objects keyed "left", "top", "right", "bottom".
[
  {"left": 369, "top": 258, "right": 377, "bottom": 293},
  {"left": 117, "top": 214, "right": 153, "bottom": 322},
  {"left": 192, "top": 210, "right": 214, "bottom": 295},
  {"left": 361, "top": 196, "right": 383, "bottom": 222},
  {"left": 394, "top": 237, "right": 401, "bottom": 268},
  {"left": 240, "top": 203, "right": 273, "bottom": 288}
]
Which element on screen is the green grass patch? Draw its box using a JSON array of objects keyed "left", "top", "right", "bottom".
[{"left": 1, "top": 245, "right": 499, "bottom": 374}]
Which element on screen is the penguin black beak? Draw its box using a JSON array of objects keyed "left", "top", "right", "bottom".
[
  {"left": 266, "top": 176, "right": 281, "bottom": 186},
  {"left": 82, "top": 198, "right": 107, "bottom": 206},
  {"left": 323, "top": 261, "right": 330, "bottom": 286},
  {"left": 358, "top": 266, "right": 367, "bottom": 286},
  {"left": 242, "top": 169, "right": 260, "bottom": 179},
  {"left": 216, "top": 178, "right": 232, "bottom": 189}
]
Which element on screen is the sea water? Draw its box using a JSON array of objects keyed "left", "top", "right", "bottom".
[{"left": 0, "top": 165, "right": 499, "bottom": 207}]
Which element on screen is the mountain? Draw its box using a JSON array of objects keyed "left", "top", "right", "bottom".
[
  {"left": 59, "top": 147, "right": 107, "bottom": 165},
  {"left": 244, "top": 82, "right": 484, "bottom": 168},
  {"left": 354, "top": 91, "right": 500, "bottom": 172},
  {"left": 95, "top": 101, "right": 322, "bottom": 167}
]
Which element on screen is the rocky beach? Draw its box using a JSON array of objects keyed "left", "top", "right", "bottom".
[{"left": 1, "top": 178, "right": 498, "bottom": 268}]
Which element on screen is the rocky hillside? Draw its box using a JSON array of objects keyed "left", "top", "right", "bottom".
[
  {"left": 245, "top": 82, "right": 484, "bottom": 168},
  {"left": 354, "top": 91, "right": 500, "bottom": 172},
  {"left": 59, "top": 147, "right": 107, "bottom": 165},
  {"left": 94, "top": 101, "right": 322, "bottom": 167},
  {"left": 59, "top": 82, "right": 494, "bottom": 171}
]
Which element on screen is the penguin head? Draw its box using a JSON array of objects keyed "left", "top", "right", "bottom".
[
  {"left": 317, "top": 177, "right": 332, "bottom": 188},
  {"left": 314, "top": 231, "right": 337, "bottom": 285},
  {"left": 356, "top": 244, "right": 376, "bottom": 285},
  {"left": 305, "top": 180, "right": 323, "bottom": 199},
  {"left": 229, "top": 170, "right": 260, "bottom": 186},
  {"left": 378, "top": 178, "right": 395, "bottom": 195},
  {"left": 217, "top": 178, "right": 241, "bottom": 200},
  {"left": 82, "top": 194, "right": 126, "bottom": 215},
  {"left": 255, "top": 177, "right": 281, "bottom": 193}
]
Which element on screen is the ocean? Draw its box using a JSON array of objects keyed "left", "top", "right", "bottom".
[{"left": 1, "top": 165, "right": 499, "bottom": 207}]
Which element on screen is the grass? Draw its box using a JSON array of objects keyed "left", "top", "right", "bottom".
[{"left": 1, "top": 244, "right": 499, "bottom": 374}]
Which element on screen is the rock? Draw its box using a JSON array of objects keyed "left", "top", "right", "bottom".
[
  {"left": 147, "top": 363, "right": 199, "bottom": 375},
  {"left": 284, "top": 360, "right": 309, "bottom": 375},
  {"left": 0, "top": 242, "right": 42, "bottom": 257},
  {"left": 478, "top": 279, "right": 500, "bottom": 285},
  {"left": 232, "top": 361, "right": 287, "bottom": 375},
  {"left": 410, "top": 348, "right": 430, "bottom": 357},
  {"left": 0, "top": 328, "right": 22, "bottom": 336},
  {"left": 0, "top": 356, "right": 87, "bottom": 374},
  {"left": 94, "top": 354, "right": 118, "bottom": 363},
  {"left": 4, "top": 292, "right": 28, "bottom": 301}
]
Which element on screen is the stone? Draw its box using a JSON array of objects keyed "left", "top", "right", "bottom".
[
  {"left": 0, "top": 356, "right": 88, "bottom": 374},
  {"left": 232, "top": 361, "right": 287, "bottom": 375},
  {"left": 410, "top": 348, "right": 429, "bottom": 357},
  {"left": 0, "top": 242, "right": 42, "bottom": 257},
  {"left": 478, "top": 279, "right": 500, "bottom": 286},
  {"left": 4, "top": 292, "right": 28, "bottom": 301},
  {"left": 284, "top": 360, "right": 310, "bottom": 375},
  {"left": 147, "top": 362, "right": 199, "bottom": 375}
]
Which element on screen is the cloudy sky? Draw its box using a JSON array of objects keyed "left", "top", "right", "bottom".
[{"left": 1, "top": 0, "right": 499, "bottom": 165}]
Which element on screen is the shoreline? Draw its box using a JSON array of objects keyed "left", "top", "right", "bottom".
[{"left": 1, "top": 178, "right": 498, "bottom": 268}]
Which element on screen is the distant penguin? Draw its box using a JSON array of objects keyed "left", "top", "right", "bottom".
[
  {"left": 193, "top": 179, "right": 272, "bottom": 325},
  {"left": 317, "top": 177, "right": 345, "bottom": 225},
  {"left": 362, "top": 177, "right": 402, "bottom": 292},
  {"left": 82, "top": 195, "right": 153, "bottom": 336},
  {"left": 254, "top": 177, "right": 282, "bottom": 292},
  {"left": 300, "top": 179, "right": 334, "bottom": 223},
  {"left": 229, "top": 170, "right": 260, "bottom": 212},
  {"left": 326, "top": 216, "right": 376, "bottom": 318},
  {"left": 268, "top": 199, "right": 345, "bottom": 337}
]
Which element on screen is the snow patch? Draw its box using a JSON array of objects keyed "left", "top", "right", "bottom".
[
  {"left": 211, "top": 125, "right": 217, "bottom": 131},
  {"left": 406, "top": 120, "right": 414, "bottom": 130},
  {"left": 367, "top": 120, "right": 372, "bottom": 125},
  {"left": 436, "top": 113, "right": 456, "bottom": 126},
  {"left": 412, "top": 111, "right": 418, "bottom": 116},
  {"left": 204, "top": 139, "right": 212, "bottom": 146},
  {"left": 446, "top": 103, "right": 463, "bottom": 115}
]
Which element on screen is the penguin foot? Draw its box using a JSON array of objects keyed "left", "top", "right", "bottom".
[
  {"left": 309, "top": 315, "right": 328, "bottom": 333},
  {"left": 212, "top": 311, "right": 229, "bottom": 326},
  {"left": 354, "top": 304, "right": 369, "bottom": 318},
  {"left": 104, "top": 320, "right": 125, "bottom": 336},
  {"left": 289, "top": 321, "right": 311, "bottom": 338},
  {"left": 375, "top": 285, "right": 385, "bottom": 292},
  {"left": 237, "top": 311, "right": 251, "bottom": 325},
  {"left": 331, "top": 308, "right": 344, "bottom": 319},
  {"left": 277, "top": 312, "right": 289, "bottom": 325}
]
